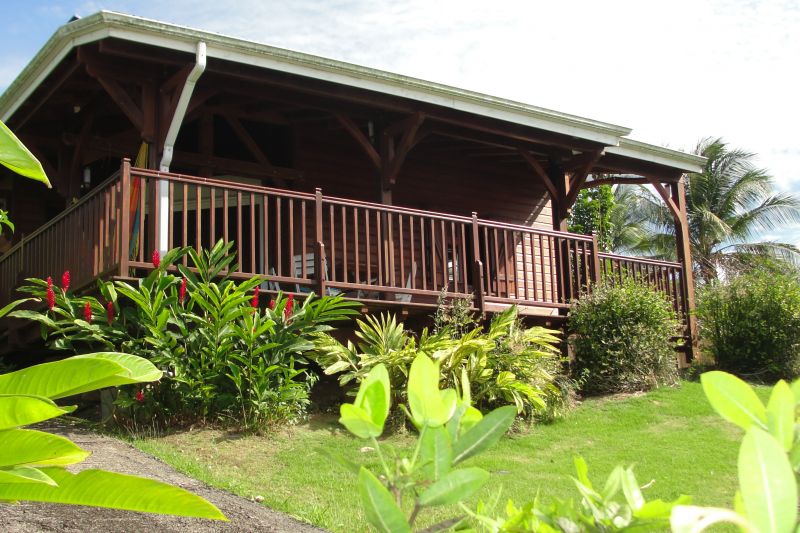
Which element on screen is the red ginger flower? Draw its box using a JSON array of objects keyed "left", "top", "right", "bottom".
[
  {"left": 268, "top": 299, "right": 276, "bottom": 310},
  {"left": 251, "top": 286, "right": 259, "bottom": 308},
  {"left": 83, "top": 302, "right": 92, "bottom": 322},
  {"left": 152, "top": 249, "right": 161, "bottom": 269},
  {"left": 135, "top": 390, "right": 144, "bottom": 402},
  {"left": 284, "top": 294, "right": 294, "bottom": 320},
  {"left": 179, "top": 277, "right": 187, "bottom": 305},
  {"left": 46, "top": 276, "right": 55, "bottom": 311},
  {"left": 61, "top": 270, "right": 70, "bottom": 292},
  {"left": 106, "top": 301, "right": 114, "bottom": 325}
]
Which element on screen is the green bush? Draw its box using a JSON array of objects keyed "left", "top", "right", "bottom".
[
  {"left": 12, "top": 240, "right": 359, "bottom": 430},
  {"left": 568, "top": 278, "right": 680, "bottom": 394},
  {"left": 312, "top": 306, "right": 564, "bottom": 419},
  {"left": 697, "top": 270, "right": 800, "bottom": 380}
]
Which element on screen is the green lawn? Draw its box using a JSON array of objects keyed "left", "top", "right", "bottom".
[{"left": 132, "top": 381, "right": 747, "bottom": 531}]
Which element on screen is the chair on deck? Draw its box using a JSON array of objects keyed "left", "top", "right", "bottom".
[
  {"left": 292, "top": 253, "right": 342, "bottom": 296},
  {"left": 394, "top": 261, "right": 418, "bottom": 303}
]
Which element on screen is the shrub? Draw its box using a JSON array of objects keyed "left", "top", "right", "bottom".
[
  {"left": 312, "top": 306, "right": 564, "bottom": 418},
  {"left": 12, "top": 240, "right": 359, "bottom": 430},
  {"left": 568, "top": 278, "right": 680, "bottom": 394},
  {"left": 697, "top": 270, "right": 800, "bottom": 380}
]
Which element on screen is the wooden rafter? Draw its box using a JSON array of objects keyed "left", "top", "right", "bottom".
[
  {"left": 563, "top": 150, "right": 603, "bottom": 210},
  {"left": 646, "top": 176, "right": 680, "bottom": 219},
  {"left": 334, "top": 113, "right": 381, "bottom": 170},
  {"left": 383, "top": 112, "right": 425, "bottom": 187},
  {"left": 14, "top": 62, "right": 81, "bottom": 130},
  {"left": 518, "top": 149, "right": 558, "bottom": 199},
  {"left": 580, "top": 176, "right": 650, "bottom": 189},
  {"left": 222, "top": 113, "right": 288, "bottom": 188}
]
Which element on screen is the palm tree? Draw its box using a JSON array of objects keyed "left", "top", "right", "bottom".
[
  {"left": 607, "top": 184, "right": 650, "bottom": 254},
  {"left": 637, "top": 137, "right": 800, "bottom": 283}
]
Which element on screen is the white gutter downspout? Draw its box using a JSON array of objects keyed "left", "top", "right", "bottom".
[{"left": 157, "top": 41, "right": 206, "bottom": 252}]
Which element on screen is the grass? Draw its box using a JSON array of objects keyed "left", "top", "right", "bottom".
[{"left": 132, "top": 381, "right": 748, "bottom": 531}]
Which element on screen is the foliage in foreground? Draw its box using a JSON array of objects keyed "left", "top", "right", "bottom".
[
  {"left": 0, "top": 351, "right": 224, "bottom": 519},
  {"left": 569, "top": 278, "right": 680, "bottom": 394},
  {"left": 12, "top": 241, "right": 359, "bottom": 429},
  {"left": 334, "top": 353, "right": 517, "bottom": 532},
  {"left": 312, "top": 306, "right": 564, "bottom": 418},
  {"left": 697, "top": 269, "right": 800, "bottom": 380}
]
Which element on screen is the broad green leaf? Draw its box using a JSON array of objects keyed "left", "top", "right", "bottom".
[
  {"left": 636, "top": 497, "right": 689, "bottom": 520},
  {"left": 0, "top": 298, "right": 36, "bottom": 320},
  {"left": 574, "top": 456, "right": 592, "bottom": 490},
  {"left": 420, "top": 426, "right": 453, "bottom": 481},
  {"left": 0, "top": 428, "right": 90, "bottom": 467},
  {"left": 418, "top": 467, "right": 490, "bottom": 507},
  {"left": 357, "top": 467, "right": 410, "bottom": 533},
  {"left": 0, "top": 467, "right": 226, "bottom": 520},
  {"left": 621, "top": 468, "right": 644, "bottom": 511},
  {"left": 0, "top": 120, "right": 50, "bottom": 186},
  {"left": 766, "top": 380, "right": 795, "bottom": 451},
  {"left": 0, "top": 395, "right": 74, "bottom": 429},
  {"left": 356, "top": 365, "right": 391, "bottom": 433},
  {"left": 739, "top": 427, "right": 797, "bottom": 533},
  {"left": 339, "top": 403, "right": 381, "bottom": 439},
  {"left": 452, "top": 405, "right": 516, "bottom": 465},
  {"left": 0, "top": 465, "right": 57, "bottom": 485},
  {"left": 0, "top": 353, "right": 161, "bottom": 400},
  {"left": 460, "top": 406, "right": 483, "bottom": 435},
  {"left": 407, "top": 354, "right": 443, "bottom": 427},
  {"left": 601, "top": 465, "right": 624, "bottom": 500},
  {"left": 670, "top": 505, "right": 752, "bottom": 533},
  {"left": 701, "top": 371, "right": 767, "bottom": 431}
]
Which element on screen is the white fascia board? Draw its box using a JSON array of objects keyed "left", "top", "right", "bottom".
[
  {"left": 0, "top": 11, "right": 630, "bottom": 146},
  {"left": 605, "top": 139, "right": 706, "bottom": 173}
]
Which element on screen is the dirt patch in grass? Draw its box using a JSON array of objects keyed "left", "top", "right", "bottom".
[{"left": 4, "top": 420, "right": 326, "bottom": 533}]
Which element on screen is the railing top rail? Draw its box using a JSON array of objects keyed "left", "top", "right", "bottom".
[
  {"left": 0, "top": 171, "right": 121, "bottom": 265},
  {"left": 321, "top": 195, "right": 473, "bottom": 223},
  {"left": 476, "top": 218, "right": 595, "bottom": 241},
  {"left": 130, "top": 167, "right": 317, "bottom": 201},
  {"left": 598, "top": 251, "right": 682, "bottom": 269}
]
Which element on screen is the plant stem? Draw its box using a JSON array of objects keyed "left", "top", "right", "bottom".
[
  {"left": 370, "top": 436, "right": 391, "bottom": 480},
  {"left": 410, "top": 424, "right": 427, "bottom": 470}
]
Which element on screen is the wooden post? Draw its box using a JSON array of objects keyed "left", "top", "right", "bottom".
[
  {"left": 314, "top": 188, "right": 326, "bottom": 296},
  {"left": 671, "top": 177, "right": 698, "bottom": 363},
  {"left": 119, "top": 158, "right": 131, "bottom": 277},
  {"left": 590, "top": 232, "right": 601, "bottom": 285},
  {"left": 471, "top": 212, "right": 486, "bottom": 316}
]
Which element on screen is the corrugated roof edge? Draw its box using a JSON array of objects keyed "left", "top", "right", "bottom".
[{"left": 0, "top": 10, "right": 705, "bottom": 172}]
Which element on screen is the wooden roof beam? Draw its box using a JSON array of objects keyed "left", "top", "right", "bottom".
[
  {"left": 334, "top": 113, "right": 381, "bottom": 170},
  {"left": 518, "top": 149, "right": 558, "bottom": 199}
]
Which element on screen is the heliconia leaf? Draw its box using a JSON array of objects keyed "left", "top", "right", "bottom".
[
  {"left": 738, "top": 427, "right": 797, "bottom": 533},
  {"left": 0, "top": 298, "right": 36, "bottom": 320},
  {"left": 0, "top": 428, "right": 90, "bottom": 467},
  {"left": 0, "top": 465, "right": 57, "bottom": 485},
  {"left": 0, "top": 467, "right": 225, "bottom": 519},
  {"left": 0, "top": 395, "right": 74, "bottom": 430},
  {"left": 339, "top": 403, "right": 381, "bottom": 439},
  {"left": 0, "top": 353, "right": 161, "bottom": 400},
  {"left": 452, "top": 405, "right": 515, "bottom": 465},
  {"left": 417, "top": 467, "right": 489, "bottom": 507},
  {"left": 420, "top": 426, "right": 453, "bottom": 481},
  {"left": 0, "top": 120, "right": 50, "bottom": 186},
  {"left": 701, "top": 371, "right": 767, "bottom": 431},
  {"left": 766, "top": 380, "right": 795, "bottom": 451},
  {"left": 357, "top": 467, "right": 410, "bottom": 533}
]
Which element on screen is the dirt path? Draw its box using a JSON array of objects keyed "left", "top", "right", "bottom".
[{"left": 4, "top": 420, "right": 327, "bottom": 532}]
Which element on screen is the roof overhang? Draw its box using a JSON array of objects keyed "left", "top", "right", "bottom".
[{"left": 0, "top": 10, "right": 705, "bottom": 174}]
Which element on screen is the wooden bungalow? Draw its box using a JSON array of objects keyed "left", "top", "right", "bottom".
[{"left": 0, "top": 12, "right": 704, "bottom": 360}]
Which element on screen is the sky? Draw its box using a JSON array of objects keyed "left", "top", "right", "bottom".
[{"left": 3, "top": 0, "right": 799, "bottom": 244}]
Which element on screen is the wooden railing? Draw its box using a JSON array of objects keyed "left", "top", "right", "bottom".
[
  {"left": 0, "top": 172, "right": 123, "bottom": 303},
  {"left": 598, "top": 252, "right": 686, "bottom": 320},
  {"left": 0, "top": 161, "right": 687, "bottom": 326}
]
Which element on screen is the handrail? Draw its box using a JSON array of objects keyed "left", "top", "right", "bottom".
[
  {"left": 476, "top": 218, "right": 595, "bottom": 240},
  {"left": 597, "top": 252, "right": 682, "bottom": 269},
  {"left": 0, "top": 171, "right": 121, "bottom": 265}
]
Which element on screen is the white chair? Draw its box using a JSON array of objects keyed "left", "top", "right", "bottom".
[
  {"left": 394, "top": 261, "right": 418, "bottom": 303},
  {"left": 293, "top": 253, "right": 342, "bottom": 296}
]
